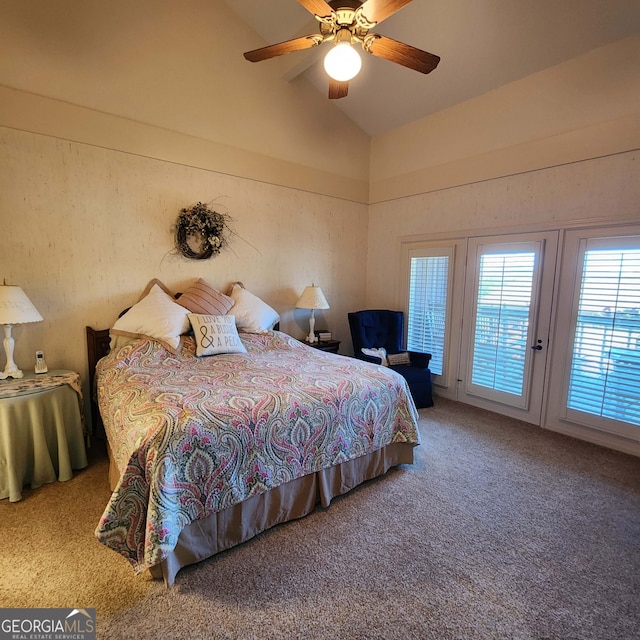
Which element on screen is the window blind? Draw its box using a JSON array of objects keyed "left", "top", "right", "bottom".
[
  {"left": 471, "top": 252, "right": 535, "bottom": 396},
  {"left": 407, "top": 255, "right": 450, "bottom": 376},
  {"left": 567, "top": 248, "right": 640, "bottom": 427}
]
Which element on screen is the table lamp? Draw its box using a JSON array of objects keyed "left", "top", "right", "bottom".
[
  {"left": 296, "top": 285, "right": 329, "bottom": 344},
  {"left": 0, "top": 284, "right": 43, "bottom": 379}
]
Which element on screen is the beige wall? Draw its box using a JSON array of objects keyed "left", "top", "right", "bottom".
[
  {"left": 369, "top": 35, "right": 640, "bottom": 203},
  {"left": 0, "top": 85, "right": 368, "bottom": 204},
  {"left": 0, "top": 0, "right": 370, "bottom": 191},
  {"left": 366, "top": 149, "right": 640, "bottom": 309},
  {"left": 0, "top": 124, "right": 368, "bottom": 405}
]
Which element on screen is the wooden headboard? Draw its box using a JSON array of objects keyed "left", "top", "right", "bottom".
[{"left": 86, "top": 326, "right": 111, "bottom": 436}]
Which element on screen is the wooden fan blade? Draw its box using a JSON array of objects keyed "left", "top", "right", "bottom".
[
  {"left": 244, "top": 35, "right": 322, "bottom": 63},
  {"left": 296, "top": 0, "right": 334, "bottom": 18},
  {"left": 367, "top": 35, "right": 440, "bottom": 74},
  {"left": 328, "top": 78, "right": 349, "bottom": 99},
  {"left": 359, "top": 0, "right": 413, "bottom": 25}
]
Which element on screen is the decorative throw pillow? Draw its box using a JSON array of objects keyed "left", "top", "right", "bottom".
[
  {"left": 228, "top": 283, "right": 280, "bottom": 333},
  {"left": 387, "top": 351, "right": 411, "bottom": 366},
  {"left": 110, "top": 282, "right": 191, "bottom": 353},
  {"left": 178, "top": 278, "right": 234, "bottom": 316},
  {"left": 188, "top": 314, "right": 247, "bottom": 357}
]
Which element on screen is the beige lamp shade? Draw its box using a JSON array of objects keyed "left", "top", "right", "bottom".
[
  {"left": 0, "top": 285, "right": 43, "bottom": 379},
  {"left": 296, "top": 285, "right": 329, "bottom": 344},
  {"left": 0, "top": 286, "right": 44, "bottom": 324},
  {"left": 295, "top": 285, "right": 330, "bottom": 311}
]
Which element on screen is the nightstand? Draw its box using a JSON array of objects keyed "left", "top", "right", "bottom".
[
  {"left": 0, "top": 370, "right": 88, "bottom": 502},
  {"left": 303, "top": 339, "right": 341, "bottom": 354}
]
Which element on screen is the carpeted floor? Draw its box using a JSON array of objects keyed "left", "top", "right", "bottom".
[{"left": 1, "top": 398, "right": 639, "bottom": 640}]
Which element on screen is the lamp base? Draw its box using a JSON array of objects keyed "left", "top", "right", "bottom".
[
  {"left": 0, "top": 367, "right": 24, "bottom": 380},
  {"left": 1, "top": 324, "right": 23, "bottom": 379},
  {"left": 306, "top": 309, "right": 318, "bottom": 344}
]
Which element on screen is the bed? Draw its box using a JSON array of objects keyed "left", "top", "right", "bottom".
[{"left": 88, "top": 281, "right": 421, "bottom": 585}]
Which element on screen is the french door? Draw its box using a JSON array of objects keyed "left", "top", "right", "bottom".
[
  {"left": 457, "top": 232, "right": 559, "bottom": 424},
  {"left": 545, "top": 226, "right": 640, "bottom": 446}
]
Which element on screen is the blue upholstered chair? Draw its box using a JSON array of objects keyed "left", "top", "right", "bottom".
[{"left": 348, "top": 310, "right": 433, "bottom": 409}]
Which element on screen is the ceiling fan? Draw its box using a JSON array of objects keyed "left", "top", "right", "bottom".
[{"left": 243, "top": 0, "right": 440, "bottom": 99}]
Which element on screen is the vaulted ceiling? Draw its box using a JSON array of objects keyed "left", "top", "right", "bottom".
[{"left": 224, "top": 0, "right": 640, "bottom": 136}]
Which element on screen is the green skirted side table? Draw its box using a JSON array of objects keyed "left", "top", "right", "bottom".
[{"left": 0, "top": 370, "right": 88, "bottom": 502}]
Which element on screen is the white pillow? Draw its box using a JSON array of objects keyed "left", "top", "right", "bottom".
[
  {"left": 188, "top": 314, "right": 247, "bottom": 357},
  {"left": 228, "top": 283, "right": 280, "bottom": 333},
  {"left": 111, "top": 283, "right": 190, "bottom": 353}
]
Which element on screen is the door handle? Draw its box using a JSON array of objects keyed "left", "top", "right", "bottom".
[{"left": 531, "top": 339, "right": 543, "bottom": 351}]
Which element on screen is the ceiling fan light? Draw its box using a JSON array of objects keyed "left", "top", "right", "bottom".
[{"left": 323, "top": 43, "right": 362, "bottom": 82}]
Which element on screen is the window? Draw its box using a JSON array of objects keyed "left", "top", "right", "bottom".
[
  {"left": 407, "top": 249, "right": 453, "bottom": 377},
  {"left": 401, "top": 225, "right": 639, "bottom": 450},
  {"left": 566, "top": 241, "right": 640, "bottom": 427},
  {"left": 471, "top": 251, "right": 536, "bottom": 396}
]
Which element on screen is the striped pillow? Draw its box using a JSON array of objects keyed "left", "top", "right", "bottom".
[{"left": 178, "top": 278, "right": 234, "bottom": 316}]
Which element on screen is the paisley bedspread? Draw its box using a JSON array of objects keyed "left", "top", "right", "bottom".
[{"left": 95, "top": 331, "right": 420, "bottom": 573}]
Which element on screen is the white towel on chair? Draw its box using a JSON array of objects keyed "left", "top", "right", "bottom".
[{"left": 361, "top": 347, "right": 388, "bottom": 366}]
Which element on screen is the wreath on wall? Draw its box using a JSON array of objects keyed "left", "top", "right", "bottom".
[{"left": 174, "top": 201, "right": 232, "bottom": 260}]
